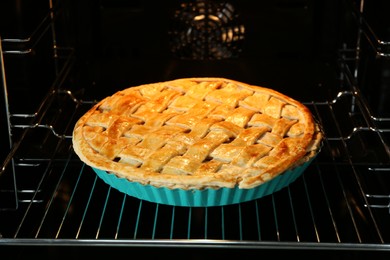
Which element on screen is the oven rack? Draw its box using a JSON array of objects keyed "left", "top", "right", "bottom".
[
  {"left": 1, "top": 0, "right": 390, "bottom": 252},
  {"left": 0, "top": 48, "right": 390, "bottom": 252},
  {"left": 348, "top": 0, "right": 390, "bottom": 59},
  {"left": 0, "top": 90, "right": 389, "bottom": 250}
]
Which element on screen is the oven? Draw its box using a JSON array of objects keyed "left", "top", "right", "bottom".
[{"left": 1, "top": 0, "right": 390, "bottom": 259}]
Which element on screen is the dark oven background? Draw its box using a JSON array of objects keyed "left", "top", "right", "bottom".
[
  {"left": 0, "top": 0, "right": 348, "bottom": 161},
  {"left": 1, "top": 0, "right": 389, "bottom": 116},
  {"left": 0, "top": 0, "right": 346, "bottom": 107}
]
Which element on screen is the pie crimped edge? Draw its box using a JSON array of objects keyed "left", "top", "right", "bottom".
[{"left": 72, "top": 77, "right": 323, "bottom": 195}]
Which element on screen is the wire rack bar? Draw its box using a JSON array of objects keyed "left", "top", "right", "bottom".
[{"left": 1, "top": 238, "right": 390, "bottom": 251}]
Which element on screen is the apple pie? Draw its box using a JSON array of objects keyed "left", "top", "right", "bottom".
[{"left": 72, "top": 77, "right": 322, "bottom": 196}]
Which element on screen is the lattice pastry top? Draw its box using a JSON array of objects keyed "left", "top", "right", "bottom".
[{"left": 72, "top": 77, "right": 322, "bottom": 190}]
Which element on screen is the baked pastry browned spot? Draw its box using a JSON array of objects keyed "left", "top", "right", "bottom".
[{"left": 72, "top": 77, "right": 322, "bottom": 205}]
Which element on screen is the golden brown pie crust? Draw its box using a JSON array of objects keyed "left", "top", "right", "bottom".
[{"left": 72, "top": 77, "right": 322, "bottom": 190}]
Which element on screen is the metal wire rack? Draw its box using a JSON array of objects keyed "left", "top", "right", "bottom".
[{"left": 0, "top": 0, "right": 390, "bottom": 252}]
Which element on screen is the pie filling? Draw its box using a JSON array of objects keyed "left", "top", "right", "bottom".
[{"left": 72, "top": 77, "right": 323, "bottom": 190}]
